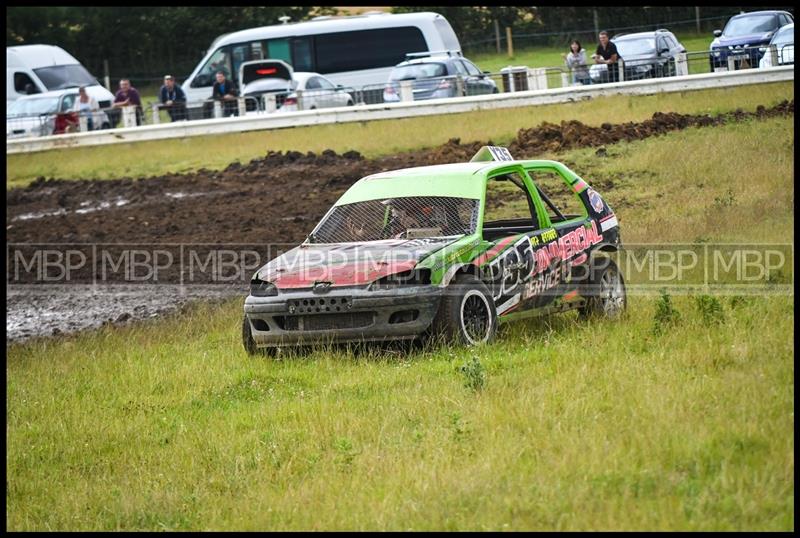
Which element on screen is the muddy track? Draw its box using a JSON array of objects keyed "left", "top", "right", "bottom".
[
  {"left": 7, "top": 100, "right": 793, "bottom": 246},
  {"left": 6, "top": 100, "right": 794, "bottom": 342}
]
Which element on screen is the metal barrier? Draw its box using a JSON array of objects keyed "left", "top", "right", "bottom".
[{"left": 6, "top": 47, "right": 795, "bottom": 142}]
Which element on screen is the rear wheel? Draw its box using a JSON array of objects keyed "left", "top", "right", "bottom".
[
  {"left": 431, "top": 274, "right": 497, "bottom": 346},
  {"left": 578, "top": 257, "right": 626, "bottom": 319}
]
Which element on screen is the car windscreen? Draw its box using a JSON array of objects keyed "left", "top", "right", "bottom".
[
  {"left": 724, "top": 14, "right": 778, "bottom": 36},
  {"left": 772, "top": 25, "right": 794, "bottom": 45},
  {"left": 7, "top": 97, "right": 60, "bottom": 116},
  {"left": 613, "top": 38, "right": 656, "bottom": 58},
  {"left": 310, "top": 196, "right": 479, "bottom": 243},
  {"left": 33, "top": 64, "right": 98, "bottom": 91},
  {"left": 389, "top": 63, "right": 448, "bottom": 81}
]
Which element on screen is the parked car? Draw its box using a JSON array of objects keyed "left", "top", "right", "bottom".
[
  {"left": 6, "top": 44, "right": 114, "bottom": 108},
  {"left": 709, "top": 10, "right": 794, "bottom": 70},
  {"left": 759, "top": 23, "right": 794, "bottom": 67},
  {"left": 383, "top": 52, "right": 498, "bottom": 103},
  {"left": 7, "top": 88, "right": 109, "bottom": 139},
  {"left": 239, "top": 60, "right": 354, "bottom": 112},
  {"left": 609, "top": 30, "right": 687, "bottom": 80},
  {"left": 242, "top": 146, "right": 624, "bottom": 356}
]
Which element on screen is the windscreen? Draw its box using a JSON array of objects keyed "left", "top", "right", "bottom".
[
  {"left": 390, "top": 63, "right": 447, "bottom": 81},
  {"left": 614, "top": 38, "right": 655, "bottom": 57},
  {"left": 724, "top": 15, "right": 778, "bottom": 36},
  {"left": 7, "top": 97, "right": 60, "bottom": 116},
  {"left": 310, "top": 196, "right": 479, "bottom": 243},
  {"left": 33, "top": 65, "right": 97, "bottom": 91}
]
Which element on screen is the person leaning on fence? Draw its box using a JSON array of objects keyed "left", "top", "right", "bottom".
[
  {"left": 159, "top": 75, "right": 187, "bottom": 121},
  {"left": 112, "top": 78, "right": 143, "bottom": 126},
  {"left": 211, "top": 71, "right": 239, "bottom": 117},
  {"left": 562, "top": 40, "right": 591, "bottom": 85},
  {"left": 71, "top": 85, "right": 102, "bottom": 131},
  {"left": 593, "top": 31, "right": 623, "bottom": 83}
]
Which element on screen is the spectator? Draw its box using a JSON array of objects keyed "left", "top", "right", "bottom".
[
  {"left": 71, "top": 86, "right": 103, "bottom": 131},
  {"left": 212, "top": 71, "right": 239, "bottom": 117},
  {"left": 593, "top": 31, "right": 623, "bottom": 83},
  {"left": 563, "top": 40, "right": 591, "bottom": 85},
  {"left": 159, "top": 75, "right": 187, "bottom": 121},
  {"left": 112, "top": 78, "right": 143, "bottom": 126}
]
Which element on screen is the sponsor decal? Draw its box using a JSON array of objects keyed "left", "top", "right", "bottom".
[
  {"left": 587, "top": 188, "right": 606, "bottom": 214},
  {"left": 572, "top": 178, "right": 589, "bottom": 193},
  {"left": 599, "top": 214, "right": 619, "bottom": 232}
]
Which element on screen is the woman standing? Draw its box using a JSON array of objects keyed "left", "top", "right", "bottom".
[
  {"left": 563, "top": 40, "right": 591, "bottom": 85},
  {"left": 71, "top": 86, "right": 103, "bottom": 131}
]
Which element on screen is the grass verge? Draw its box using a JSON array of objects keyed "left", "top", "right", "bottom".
[{"left": 6, "top": 81, "right": 793, "bottom": 188}]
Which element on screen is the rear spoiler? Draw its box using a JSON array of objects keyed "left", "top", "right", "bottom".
[{"left": 239, "top": 60, "right": 293, "bottom": 86}]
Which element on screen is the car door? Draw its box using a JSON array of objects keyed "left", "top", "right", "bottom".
[
  {"left": 461, "top": 60, "right": 494, "bottom": 94},
  {"left": 522, "top": 164, "right": 607, "bottom": 309},
  {"left": 303, "top": 76, "right": 323, "bottom": 109},
  {"left": 479, "top": 165, "right": 562, "bottom": 317},
  {"left": 315, "top": 75, "right": 342, "bottom": 107}
]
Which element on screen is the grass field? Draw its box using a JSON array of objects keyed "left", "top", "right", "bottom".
[
  {"left": 5, "top": 81, "right": 794, "bottom": 188},
  {"left": 6, "top": 115, "right": 794, "bottom": 531}
]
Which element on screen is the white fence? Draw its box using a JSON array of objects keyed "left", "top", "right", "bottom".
[{"left": 7, "top": 65, "right": 794, "bottom": 155}]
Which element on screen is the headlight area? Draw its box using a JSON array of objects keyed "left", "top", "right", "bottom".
[
  {"left": 369, "top": 268, "right": 432, "bottom": 291},
  {"left": 250, "top": 278, "right": 278, "bottom": 297}
]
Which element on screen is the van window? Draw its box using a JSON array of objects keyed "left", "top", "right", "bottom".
[
  {"left": 14, "top": 72, "right": 39, "bottom": 94},
  {"left": 267, "top": 39, "right": 292, "bottom": 63},
  {"left": 292, "top": 37, "right": 314, "bottom": 71},
  {"left": 33, "top": 65, "right": 96, "bottom": 91},
  {"left": 192, "top": 47, "right": 231, "bottom": 87},
  {"left": 314, "top": 27, "right": 427, "bottom": 73}
]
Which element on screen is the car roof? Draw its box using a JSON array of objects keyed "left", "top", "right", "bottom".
[
  {"left": 13, "top": 88, "right": 79, "bottom": 101},
  {"left": 395, "top": 56, "right": 453, "bottom": 67},
  {"left": 335, "top": 160, "right": 575, "bottom": 205},
  {"left": 730, "top": 10, "right": 791, "bottom": 19},
  {"left": 613, "top": 31, "right": 669, "bottom": 40}
]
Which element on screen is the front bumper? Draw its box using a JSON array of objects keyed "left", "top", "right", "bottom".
[{"left": 244, "top": 285, "right": 442, "bottom": 348}]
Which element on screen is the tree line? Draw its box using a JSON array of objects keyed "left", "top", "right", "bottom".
[{"left": 6, "top": 6, "right": 794, "bottom": 82}]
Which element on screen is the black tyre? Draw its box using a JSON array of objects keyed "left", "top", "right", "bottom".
[
  {"left": 431, "top": 274, "right": 497, "bottom": 346},
  {"left": 242, "top": 316, "right": 276, "bottom": 357},
  {"left": 578, "top": 257, "right": 626, "bottom": 319},
  {"left": 346, "top": 99, "right": 354, "bottom": 106}
]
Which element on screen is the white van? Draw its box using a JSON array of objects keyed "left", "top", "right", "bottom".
[
  {"left": 6, "top": 45, "right": 115, "bottom": 109},
  {"left": 182, "top": 11, "right": 461, "bottom": 104}
]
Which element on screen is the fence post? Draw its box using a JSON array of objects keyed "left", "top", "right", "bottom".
[
  {"left": 618, "top": 60, "right": 625, "bottom": 82},
  {"left": 494, "top": 19, "right": 501, "bottom": 54},
  {"left": 507, "top": 68, "right": 516, "bottom": 92},
  {"left": 676, "top": 52, "right": 689, "bottom": 76},
  {"left": 532, "top": 68, "right": 547, "bottom": 90},
  {"left": 727, "top": 56, "right": 736, "bottom": 71},
  {"left": 213, "top": 101, "right": 223, "bottom": 118},
  {"left": 151, "top": 104, "right": 160, "bottom": 124},
  {"left": 296, "top": 89, "right": 305, "bottom": 111},
  {"left": 506, "top": 27, "right": 514, "bottom": 58},
  {"left": 561, "top": 71, "right": 570, "bottom": 87},
  {"left": 455, "top": 75, "right": 464, "bottom": 97},
  {"left": 265, "top": 93, "right": 277, "bottom": 113},
  {"left": 399, "top": 80, "right": 413, "bottom": 102},
  {"left": 103, "top": 59, "right": 110, "bottom": 91},
  {"left": 237, "top": 97, "right": 247, "bottom": 116},
  {"left": 79, "top": 114, "right": 88, "bottom": 132},
  {"left": 121, "top": 106, "right": 136, "bottom": 128},
  {"left": 769, "top": 44, "right": 779, "bottom": 67}
]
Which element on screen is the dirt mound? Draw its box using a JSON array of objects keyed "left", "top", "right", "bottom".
[{"left": 7, "top": 100, "right": 793, "bottom": 248}]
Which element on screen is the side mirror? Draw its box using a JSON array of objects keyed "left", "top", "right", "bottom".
[
  {"left": 713, "top": 29, "right": 722, "bottom": 38},
  {"left": 336, "top": 84, "right": 343, "bottom": 89},
  {"left": 482, "top": 70, "right": 491, "bottom": 74},
  {"left": 659, "top": 47, "right": 670, "bottom": 54}
]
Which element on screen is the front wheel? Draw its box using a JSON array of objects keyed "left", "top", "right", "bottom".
[
  {"left": 578, "top": 257, "right": 626, "bottom": 319},
  {"left": 431, "top": 274, "right": 497, "bottom": 346}
]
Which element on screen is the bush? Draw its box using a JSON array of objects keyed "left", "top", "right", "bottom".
[
  {"left": 652, "top": 290, "right": 681, "bottom": 335},
  {"left": 459, "top": 356, "right": 487, "bottom": 392},
  {"left": 695, "top": 294, "right": 725, "bottom": 325}
]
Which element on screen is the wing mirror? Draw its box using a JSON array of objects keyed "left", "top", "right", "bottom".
[{"left": 713, "top": 29, "right": 722, "bottom": 38}]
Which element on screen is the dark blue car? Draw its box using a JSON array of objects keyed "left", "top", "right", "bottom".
[{"left": 710, "top": 10, "right": 794, "bottom": 70}]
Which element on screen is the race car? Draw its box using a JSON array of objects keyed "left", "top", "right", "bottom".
[{"left": 243, "top": 146, "right": 625, "bottom": 355}]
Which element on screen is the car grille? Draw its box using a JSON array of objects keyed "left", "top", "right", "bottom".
[
  {"left": 99, "top": 100, "right": 111, "bottom": 108},
  {"left": 277, "top": 312, "right": 375, "bottom": 331},
  {"left": 287, "top": 296, "right": 352, "bottom": 314}
]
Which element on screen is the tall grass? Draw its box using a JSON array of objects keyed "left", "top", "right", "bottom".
[
  {"left": 5, "top": 81, "right": 793, "bottom": 188},
  {"left": 6, "top": 113, "right": 794, "bottom": 531}
]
